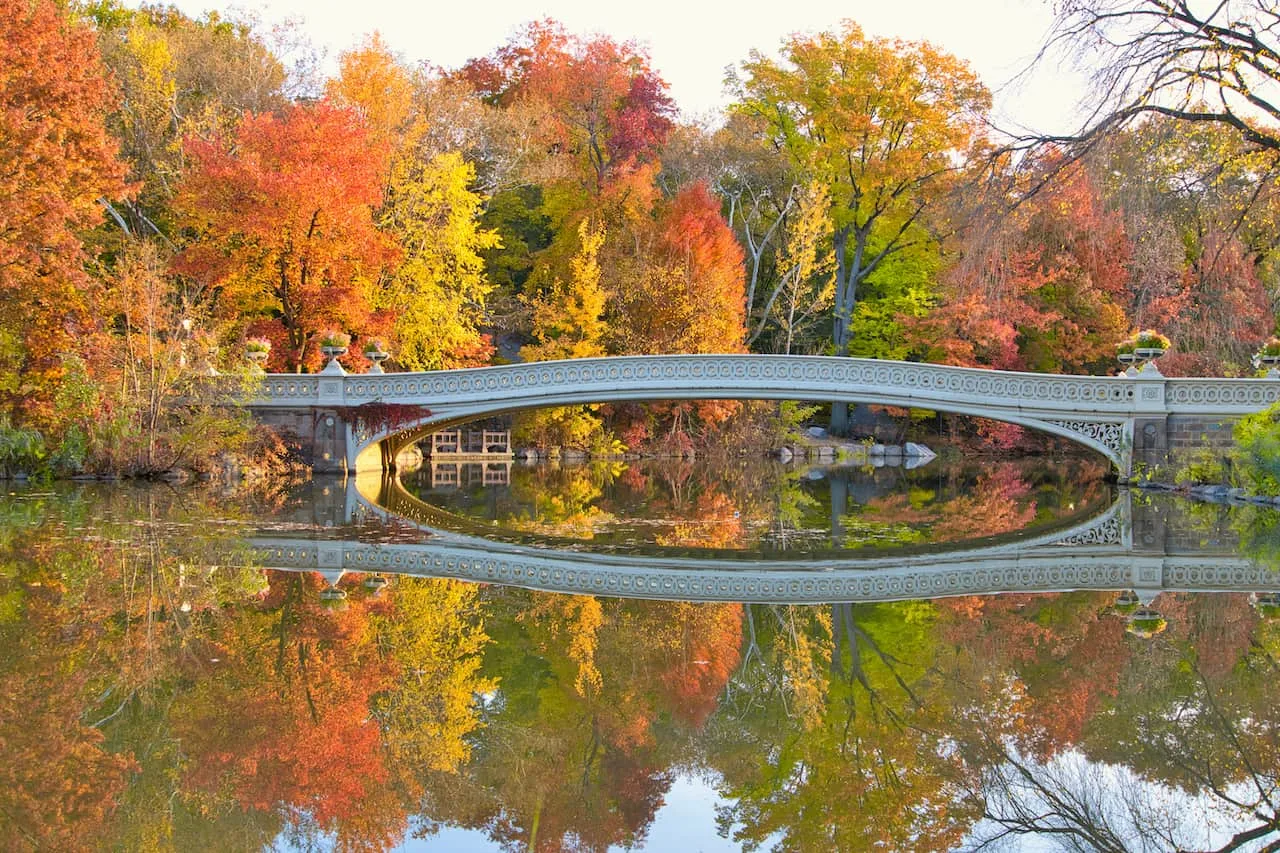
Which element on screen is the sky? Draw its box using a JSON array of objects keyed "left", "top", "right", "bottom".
[{"left": 164, "top": 0, "right": 1093, "bottom": 135}]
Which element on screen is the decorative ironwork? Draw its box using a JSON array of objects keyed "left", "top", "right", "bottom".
[
  {"left": 1052, "top": 512, "right": 1124, "bottom": 547},
  {"left": 1047, "top": 420, "right": 1125, "bottom": 458}
]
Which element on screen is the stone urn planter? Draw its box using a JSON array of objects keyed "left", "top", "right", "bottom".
[
  {"left": 1117, "top": 330, "right": 1170, "bottom": 376},
  {"left": 245, "top": 338, "right": 271, "bottom": 373},
  {"left": 1252, "top": 592, "right": 1280, "bottom": 617},
  {"left": 1125, "top": 607, "right": 1168, "bottom": 638},
  {"left": 363, "top": 340, "right": 390, "bottom": 374},
  {"left": 317, "top": 330, "right": 351, "bottom": 375},
  {"left": 1113, "top": 590, "right": 1140, "bottom": 614},
  {"left": 1256, "top": 337, "right": 1280, "bottom": 378}
]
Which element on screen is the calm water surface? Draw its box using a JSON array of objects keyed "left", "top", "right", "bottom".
[{"left": 3, "top": 455, "right": 1280, "bottom": 852}]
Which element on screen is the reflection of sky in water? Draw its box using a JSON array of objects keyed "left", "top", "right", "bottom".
[
  {"left": 279, "top": 775, "right": 751, "bottom": 852},
  {"left": 966, "top": 750, "right": 1267, "bottom": 851},
  {"left": 273, "top": 757, "right": 1266, "bottom": 853}
]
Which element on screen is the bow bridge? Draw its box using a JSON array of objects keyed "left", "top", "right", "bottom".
[
  {"left": 251, "top": 537, "right": 1279, "bottom": 605},
  {"left": 247, "top": 355, "right": 1280, "bottom": 475}
]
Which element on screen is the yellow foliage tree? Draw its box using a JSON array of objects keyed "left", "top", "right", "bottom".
[
  {"left": 380, "top": 151, "right": 500, "bottom": 369},
  {"left": 516, "top": 219, "right": 609, "bottom": 448},
  {"left": 330, "top": 36, "right": 499, "bottom": 369}
]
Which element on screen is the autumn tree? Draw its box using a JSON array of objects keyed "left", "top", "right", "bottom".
[
  {"left": 89, "top": 2, "right": 288, "bottom": 236},
  {"left": 1091, "top": 119, "right": 1278, "bottom": 372},
  {"left": 732, "top": 21, "right": 989, "bottom": 431},
  {"left": 371, "top": 576, "right": 496, "bottom": 774},
  {"left": 90, "top": 241, "right": 255, "bottom": 475},
  {"left": 659, "top": 113, "right": 811, "bottom": 351},
  {"left": 328, "top": 37, "right": 500, "bottom": 370},
  {"left": 912, "top": 155, "right": 1131, "bottom": 374},
  {"left": 516, "top": 219, "right": 609, "bottom": 448},
  {"left": 461, "top": 19, "right": 676, "bottom": 194},
  {"left": 0, "top": 0, "right": 127, "bottom": 427},
  {"left": 584, "top": 175, "right": 748, "bottom": 450},
  {"left": 606, "top": 181, "right": 747, "bottom": 357},
  {"left": 325, "top": 32, "right": 415, "bottom": 152},
  {"left": 172, "top": 101, "right": 397, "bottom": 370},
  {"left": 712, "top": 601, "right": 981, "bottom": 851},
  {"left": 763, "top": 181, "right": 836, "bottom": 354}
]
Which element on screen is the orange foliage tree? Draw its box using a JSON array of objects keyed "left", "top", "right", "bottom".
[
  {"left": 0, "top": 585, "right": 135, "bottom": 848},
  {"left": 914, "top": 157, "right": 1131, "bottom": 375},
  {"left": 601, "top": 179, "right": 748, "bottom": 449},
  {"left": 171, "top": 574, "right": 406, "bottom": 846},
  {"left": 0, "top": 0, "right": 127, "bottom": 426},
  {"left": 172, "top": 101, "right": 398, "bottom": 371}
]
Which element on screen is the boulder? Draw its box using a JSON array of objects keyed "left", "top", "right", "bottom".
[{"left": 903, "top": 442, "right": 937, "bottom": 460}]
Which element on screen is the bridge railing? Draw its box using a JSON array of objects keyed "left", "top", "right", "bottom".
[{"left": 250, "top": 355, "right": 1280, "bottom": 417}]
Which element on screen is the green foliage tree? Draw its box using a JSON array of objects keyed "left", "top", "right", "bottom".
[{"left": 731, "top": 21, "right": 989, "bottom": 430}]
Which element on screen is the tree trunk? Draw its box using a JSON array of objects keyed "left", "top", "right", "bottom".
[{"left": 830, "top": 225, "right": 856, "bottom": 434}]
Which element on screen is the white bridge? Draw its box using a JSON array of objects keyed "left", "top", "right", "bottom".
[
  {"left": 244, "top": 477, "right": 1280, "bottom": 605},
  {"left": 248, "top": 355, "right": 1280, "bottom": 474}
]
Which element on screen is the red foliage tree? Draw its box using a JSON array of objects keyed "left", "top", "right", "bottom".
[
  {"left": 173, "top": 101, "right": 398, "bottom": 370},
  {"left": 0, "top": 0, "right": 128, "bottom": 425},
  {"left": 915, "top": 157, "right": 1131, "bottom": 374},
  {"left": 461, "top": 19, "right": 675, "bottom": 192},
  {"left": 603, "top": 180, "right": 748, "bottom": 448},
  {"left": 1158, "top": 231, "right": 1272, "bottom": 375}
]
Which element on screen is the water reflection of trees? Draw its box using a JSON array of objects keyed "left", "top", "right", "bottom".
[
  {"left": 406, "top": 455, "right": 1112, "bottom": 552},
  {"left": 6, "top": 486, "right": 1280, "bottom": 851},
  {"left": 708, "top": 594, "right": 1280, "bottom": 852}
]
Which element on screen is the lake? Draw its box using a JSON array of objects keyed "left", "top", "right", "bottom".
[{"left": 2, "top": 454, "right": 1279, "bottom": 851}]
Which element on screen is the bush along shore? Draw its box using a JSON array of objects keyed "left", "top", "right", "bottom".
[{"left": 1122, "top": 402, "right": 1280, "bottom": 507}]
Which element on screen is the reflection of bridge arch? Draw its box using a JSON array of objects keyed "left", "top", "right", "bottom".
[
  {"left": 251, "top": 481, "right": 1280, "bottom": 604},
  {"left": 248, "top": 355, "right": 1280, "bottom": 474},
  {"left": 363, "top": 472, "right": 1127, "bottom": 559},
  {"left": 248, "top": 538, "right": 1279, "bottom": 605}
]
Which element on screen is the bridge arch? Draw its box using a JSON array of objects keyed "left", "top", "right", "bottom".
[
  {"left": 249, "top": 485, "right": 1280, "bottom": 605},
  {"left": 353, "top": 397, "right": 1125, "bottom": 473},
  {"left": 248, "top": 354, "right": 1280, "bottom": 475}
]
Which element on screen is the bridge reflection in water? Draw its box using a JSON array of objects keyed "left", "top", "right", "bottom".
[{"left": 247, "top": 476, "right": 1280, "bottom": 605}]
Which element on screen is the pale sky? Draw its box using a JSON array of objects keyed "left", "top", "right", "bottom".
[{"left": 172, "top": 0, "right": 1091, "bottom": 135}]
